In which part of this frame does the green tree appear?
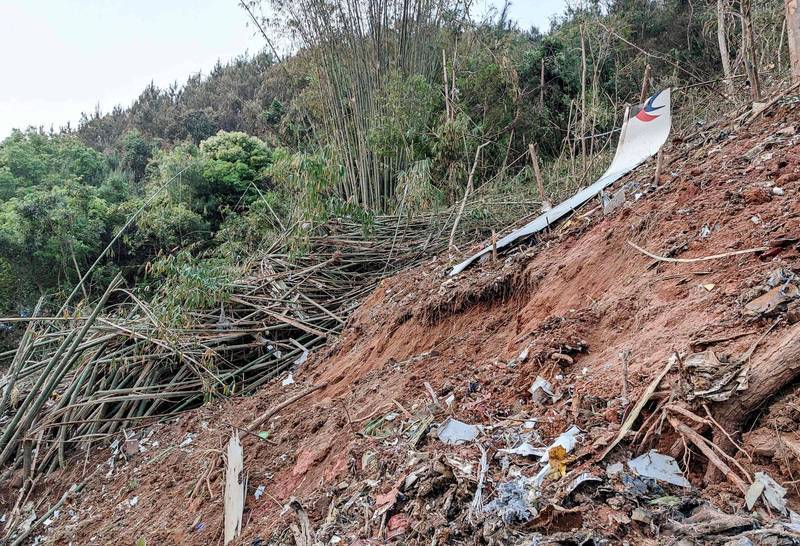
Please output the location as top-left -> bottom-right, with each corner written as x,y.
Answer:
195,131 -> 272,224
0,183 -> 110,294
0,130 -> 107,199
119,131 -> 152,183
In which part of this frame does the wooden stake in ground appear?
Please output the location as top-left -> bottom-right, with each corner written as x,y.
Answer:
600,356 -> 675,460
787,0 -> 800,83
654,149 -> 664,186
639,63 -> 652,104
528,143 -> 549,210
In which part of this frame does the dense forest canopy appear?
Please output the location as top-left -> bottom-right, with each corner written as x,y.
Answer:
0,0 -> 789,334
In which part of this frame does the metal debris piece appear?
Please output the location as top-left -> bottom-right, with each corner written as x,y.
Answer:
179,433 -> 196,449
753,471 -> 787,514
529,376 -> 554,404
437,418 -> 479,445
766,268 -> 796,288
534,426 -> 583,486
745,479 -> 764,511
685,350 -> 747,402
293,349 -> 309,365
541,426 -> 582,462
603,187 -> 626,215
627,450 -> 690,488
483,477 -> 538,523
564,472 -> 602,498
499,442 -> 547,458
449,89 -> 672,276
786,511 -> 800,532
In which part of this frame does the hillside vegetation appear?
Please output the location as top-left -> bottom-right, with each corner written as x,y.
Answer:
0,0 -> 788,326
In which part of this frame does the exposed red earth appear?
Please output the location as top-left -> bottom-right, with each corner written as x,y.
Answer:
4,98 -> 800,545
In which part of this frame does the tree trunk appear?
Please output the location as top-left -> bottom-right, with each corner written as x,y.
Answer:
716,0 -> 735,95
786,0 -> 800,83
741,0 -> 762,101
713,322 -> 800,433
539,57 -> 545,110
704,321 -> 800,485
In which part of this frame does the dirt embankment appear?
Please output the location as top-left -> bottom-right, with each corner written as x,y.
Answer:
6,99 -> 800,545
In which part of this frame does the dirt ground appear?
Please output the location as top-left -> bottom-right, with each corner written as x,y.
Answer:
4,99 -> 800,545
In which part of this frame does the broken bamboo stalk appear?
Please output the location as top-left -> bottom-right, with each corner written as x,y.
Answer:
639,63 -> 652,104
246,383 -> 328,432
654,149 -> 663,186
0,199 -> 532,478
449,142 -> 490,254
528,143 -> 547,208
627,241 -> 767,263
600,355 -> 675,459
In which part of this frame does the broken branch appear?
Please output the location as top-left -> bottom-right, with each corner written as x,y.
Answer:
627,241 -> 767,263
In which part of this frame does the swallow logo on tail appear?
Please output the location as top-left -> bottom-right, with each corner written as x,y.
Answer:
635,90 -> 665,122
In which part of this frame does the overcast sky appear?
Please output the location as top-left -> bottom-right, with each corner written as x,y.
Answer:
0,0 -> 566,139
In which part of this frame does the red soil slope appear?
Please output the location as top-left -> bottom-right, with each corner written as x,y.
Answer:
5,98 -> 800,545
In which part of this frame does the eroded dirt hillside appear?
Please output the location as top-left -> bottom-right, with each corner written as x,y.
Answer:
6,98 -> 800,545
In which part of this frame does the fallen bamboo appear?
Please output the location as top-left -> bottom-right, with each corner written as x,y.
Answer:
627,241 -> 767,263
0,197 -> 534,477
246,382 -> 328,432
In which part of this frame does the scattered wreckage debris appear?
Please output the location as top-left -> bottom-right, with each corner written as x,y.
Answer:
627,450 -> 690,488
4,95 -> 800,544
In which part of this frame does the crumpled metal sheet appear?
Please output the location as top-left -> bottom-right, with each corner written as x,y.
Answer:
627,450 -> 690,488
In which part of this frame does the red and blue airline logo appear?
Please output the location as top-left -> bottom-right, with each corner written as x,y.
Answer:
635,90 -> 665,122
